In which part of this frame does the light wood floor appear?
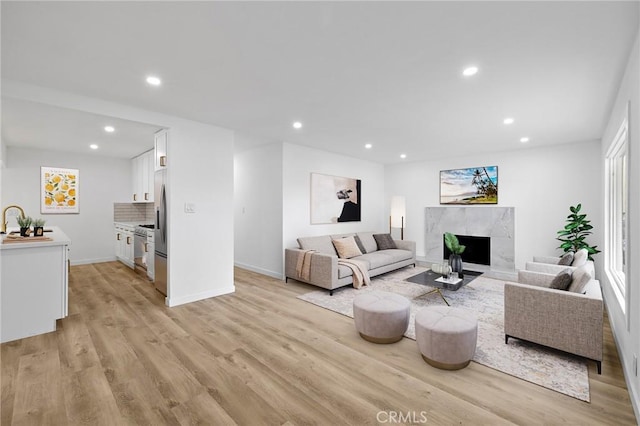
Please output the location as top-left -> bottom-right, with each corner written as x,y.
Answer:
1,262 -> 636,425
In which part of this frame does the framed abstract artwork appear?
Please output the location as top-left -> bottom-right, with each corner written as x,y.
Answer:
41,166 -> 79,214
310,173 -> 361,224
440,166 -> 498,205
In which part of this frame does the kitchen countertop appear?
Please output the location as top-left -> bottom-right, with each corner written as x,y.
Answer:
114,221 -> 153,228
0,226 -> 71,250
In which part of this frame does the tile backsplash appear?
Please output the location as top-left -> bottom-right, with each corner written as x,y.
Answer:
114,203 -> 154,224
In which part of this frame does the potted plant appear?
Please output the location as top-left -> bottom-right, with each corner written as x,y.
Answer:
16,215 -> 32,237
33,218 -> 46,237
444,232 -> 466,273
556,203 -> 601,261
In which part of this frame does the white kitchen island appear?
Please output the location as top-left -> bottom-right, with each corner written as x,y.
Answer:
1,226 -> 70,343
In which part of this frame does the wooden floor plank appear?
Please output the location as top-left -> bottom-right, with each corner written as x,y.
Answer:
166,336 -> 288,425
11,349 -> 67,425
0,262 -> 636,425
61,365 -> 122,425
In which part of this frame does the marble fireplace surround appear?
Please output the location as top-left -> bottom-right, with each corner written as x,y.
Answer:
425,207 -> 515,276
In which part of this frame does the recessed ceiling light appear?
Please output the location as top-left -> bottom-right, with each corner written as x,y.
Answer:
503,118 -> 515,125
104,126 -> 115,133
520,137 -> 530,143
462,66 -> 478,77
365,143 -> 372,149
293,121 -> 303,129
146,76 -> 161,86
400,154 -> 407,159
89,144 -> 99,150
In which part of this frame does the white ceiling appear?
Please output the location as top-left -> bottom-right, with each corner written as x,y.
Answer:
1,1 -> 638,163
2,98 -> 161,158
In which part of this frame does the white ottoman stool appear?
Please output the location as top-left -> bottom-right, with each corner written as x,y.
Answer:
353,291 -> 411,344
415,306 -> 478,370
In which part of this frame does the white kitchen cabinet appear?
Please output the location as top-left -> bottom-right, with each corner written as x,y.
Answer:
114,223 -> 134,268
145,151 -> 155,202
154,129 -> 168,171
1,227 -> 70,343
146,231 -> 155,280
131,150 -> 154,203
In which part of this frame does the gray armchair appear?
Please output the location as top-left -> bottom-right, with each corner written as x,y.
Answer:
504,269 -> 603,374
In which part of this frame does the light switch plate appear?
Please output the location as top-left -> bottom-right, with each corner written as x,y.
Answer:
184,203 -> 196,213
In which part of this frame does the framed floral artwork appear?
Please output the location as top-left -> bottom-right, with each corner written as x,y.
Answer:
41,166 -> 79,214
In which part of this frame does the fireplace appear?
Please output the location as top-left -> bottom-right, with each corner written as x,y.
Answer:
443,234 -> 491,266
425,206 -> 514,273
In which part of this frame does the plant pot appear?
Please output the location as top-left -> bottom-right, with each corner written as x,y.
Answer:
19,227 -> 30,237
33,226 -> 44,237
449,254 -> 463,273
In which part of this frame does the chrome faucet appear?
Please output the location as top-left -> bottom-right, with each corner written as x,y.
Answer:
1,205 -> 26,234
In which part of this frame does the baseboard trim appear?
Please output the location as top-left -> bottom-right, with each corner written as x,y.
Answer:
166,285 -> 235,308
604,292 -> 640,422
234,261 -> 283,280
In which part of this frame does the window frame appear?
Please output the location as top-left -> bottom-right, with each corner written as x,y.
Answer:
604,109 -> 629,313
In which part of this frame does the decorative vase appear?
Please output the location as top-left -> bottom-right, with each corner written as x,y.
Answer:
449,254 -> 463,274
19,227 -> 30,237
33,226 -> 44,237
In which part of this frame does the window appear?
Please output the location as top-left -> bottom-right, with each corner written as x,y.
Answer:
605,112 -> 629,309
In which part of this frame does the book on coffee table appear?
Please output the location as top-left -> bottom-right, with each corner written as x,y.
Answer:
435,276 -> 462,285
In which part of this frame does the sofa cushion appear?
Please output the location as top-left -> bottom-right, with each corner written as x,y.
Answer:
373,233 -> 397,250
354,235 -> 367,254
572,248 -> 588,267
338,264 -> 354,279
356,232 -> 378,253
549,268 -> 572,290
297,235 -> 337,255
557,252 -> 574,266
568,264 -> 591,293
354,249 -> 413,270
332,236 -> 363,259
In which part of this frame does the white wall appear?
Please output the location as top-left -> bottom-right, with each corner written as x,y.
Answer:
234,143 -> 283,278
233,142 -> 386,278
2,147 -> 130,264
385,141 -> 603,273
282,143 -> 386,255
167,121 -> 235,306
600,32 -> 639,418
4,81 -> 236,307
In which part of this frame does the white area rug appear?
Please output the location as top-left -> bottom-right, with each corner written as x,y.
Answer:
297,266 -> 590,402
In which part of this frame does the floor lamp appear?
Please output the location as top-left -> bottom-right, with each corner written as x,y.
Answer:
390,196 -> 406,240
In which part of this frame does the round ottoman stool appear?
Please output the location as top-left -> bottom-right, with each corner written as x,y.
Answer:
415,306 -> 478,370
353,291 -> 411,344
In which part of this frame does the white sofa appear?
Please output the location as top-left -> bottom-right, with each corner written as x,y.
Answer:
285,232 -> 416,295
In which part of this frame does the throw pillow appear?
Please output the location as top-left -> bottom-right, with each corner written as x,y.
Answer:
572,248 -> 588,267
373,233 -> 397,250
332,236 -> 363,259
549,268 -> 572,290
356,232 -> 378,253
568,264 -> 591,294
354,235 -> 367,254
557,252 -> 574,266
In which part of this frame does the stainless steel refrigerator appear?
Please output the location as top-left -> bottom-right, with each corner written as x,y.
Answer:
154,169 -> 168,296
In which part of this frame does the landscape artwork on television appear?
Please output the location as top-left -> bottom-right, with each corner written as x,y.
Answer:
440,166 -> 498,205
310,173 -> 361,224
